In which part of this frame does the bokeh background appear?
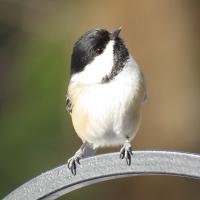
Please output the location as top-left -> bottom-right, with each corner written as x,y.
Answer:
1,0 -> 200,199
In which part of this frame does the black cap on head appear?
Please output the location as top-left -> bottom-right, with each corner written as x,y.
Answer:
71,29 -> 110,75
70,28 -> 128,76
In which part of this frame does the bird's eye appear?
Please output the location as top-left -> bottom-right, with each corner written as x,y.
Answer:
96,47 -> 103,54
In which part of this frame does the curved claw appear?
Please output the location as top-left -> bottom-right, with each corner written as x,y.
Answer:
67,156 -> 81,175
119,142 -> 133,166
71,163 -> 76,175
125,150 -> 132,165
120,148 -> 125,159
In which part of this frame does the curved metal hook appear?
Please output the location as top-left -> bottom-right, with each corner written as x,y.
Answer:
3,151 -> 200,200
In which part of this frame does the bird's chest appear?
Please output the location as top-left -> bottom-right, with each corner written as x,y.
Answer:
70,77 -> 140,144
72,80 -> 135,118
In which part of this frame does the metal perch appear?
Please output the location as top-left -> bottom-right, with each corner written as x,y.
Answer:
3,150 -> 200,200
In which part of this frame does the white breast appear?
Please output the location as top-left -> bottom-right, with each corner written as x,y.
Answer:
69,56 -> 145,148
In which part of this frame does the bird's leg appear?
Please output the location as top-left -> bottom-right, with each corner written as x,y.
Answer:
119,137 -> 133,165
67,142 -> 95,175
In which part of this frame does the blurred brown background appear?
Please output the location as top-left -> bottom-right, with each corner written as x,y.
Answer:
0,0 -> 200,199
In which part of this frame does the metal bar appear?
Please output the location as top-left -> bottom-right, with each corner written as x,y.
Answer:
3,150 -> 200,200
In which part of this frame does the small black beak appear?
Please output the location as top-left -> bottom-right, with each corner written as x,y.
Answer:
111,27 -> 122,39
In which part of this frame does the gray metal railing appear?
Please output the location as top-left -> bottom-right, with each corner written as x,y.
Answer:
3,150 -> 200,200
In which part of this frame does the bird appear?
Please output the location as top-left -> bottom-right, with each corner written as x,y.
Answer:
66,27 -> 147,175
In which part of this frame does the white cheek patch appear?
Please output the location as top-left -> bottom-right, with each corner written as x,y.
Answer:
71,40 -> 114,85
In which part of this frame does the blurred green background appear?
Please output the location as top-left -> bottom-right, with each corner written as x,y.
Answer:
0,0 -> 200,199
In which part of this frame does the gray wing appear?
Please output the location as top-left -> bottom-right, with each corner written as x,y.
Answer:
141,71 -> 148,103
66,93 -> 73,113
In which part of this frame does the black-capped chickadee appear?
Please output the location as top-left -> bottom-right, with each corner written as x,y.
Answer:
66,27 -> 147,175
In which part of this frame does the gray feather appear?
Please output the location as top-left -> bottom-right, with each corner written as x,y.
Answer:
66,93 -> 73,113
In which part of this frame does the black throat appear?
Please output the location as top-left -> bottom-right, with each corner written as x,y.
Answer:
101,37 -> 129,83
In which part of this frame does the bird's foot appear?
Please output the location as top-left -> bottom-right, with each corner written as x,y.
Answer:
67,153 -> 81,175
120,140 -> 133,165
67,142 -> 95,175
